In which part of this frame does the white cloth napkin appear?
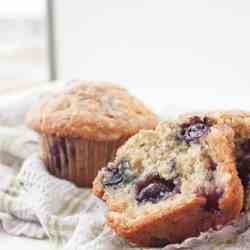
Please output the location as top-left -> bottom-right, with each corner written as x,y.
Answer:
0,83 -> 250,250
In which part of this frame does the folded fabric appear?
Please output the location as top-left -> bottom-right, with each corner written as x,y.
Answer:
0,83 -> 250,250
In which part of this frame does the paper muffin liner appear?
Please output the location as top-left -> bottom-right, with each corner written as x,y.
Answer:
40,135 -> 126,187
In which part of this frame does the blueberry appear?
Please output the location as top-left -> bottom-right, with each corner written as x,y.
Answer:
102,160 -> 134,186
241,139 -> 250,152
205,158 -> 217,171
196,188 -> 223,213
177,116 -> 212,143
103,167 -> 123,186
204,190 -> 223,212
210,160 -> 217,171
136,182 -> 171,203
237,154 -> 250,188
135,174 -> 181,204
236,139 -> 250,188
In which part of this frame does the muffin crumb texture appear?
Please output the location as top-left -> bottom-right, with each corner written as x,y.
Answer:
93,117 -> 243,247
179,111 -> 250,210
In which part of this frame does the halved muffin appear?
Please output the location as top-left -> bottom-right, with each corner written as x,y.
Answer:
93,117 -> 243,247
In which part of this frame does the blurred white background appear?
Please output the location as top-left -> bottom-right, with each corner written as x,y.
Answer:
0,0 -> 47,83
53,0 -> 250,113
1,0 -> 250,95
55,0 -> 250,88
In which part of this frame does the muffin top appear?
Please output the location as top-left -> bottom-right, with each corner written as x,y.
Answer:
26,81 -> 158,141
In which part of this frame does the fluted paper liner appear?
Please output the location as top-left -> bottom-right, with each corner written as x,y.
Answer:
41,135 -> 126,187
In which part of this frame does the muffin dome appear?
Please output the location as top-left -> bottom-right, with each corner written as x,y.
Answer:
26,81 -> 158,141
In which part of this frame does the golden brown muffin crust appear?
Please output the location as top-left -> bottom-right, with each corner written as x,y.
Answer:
26,81 -> 158,140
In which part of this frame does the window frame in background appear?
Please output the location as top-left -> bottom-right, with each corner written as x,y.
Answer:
47,0 -> 57,80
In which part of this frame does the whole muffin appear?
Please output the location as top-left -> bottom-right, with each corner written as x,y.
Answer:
26,81 -> 158,187
93,116 -> 243,247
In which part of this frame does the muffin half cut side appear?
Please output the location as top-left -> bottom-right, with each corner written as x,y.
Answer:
93,116 -> 243,247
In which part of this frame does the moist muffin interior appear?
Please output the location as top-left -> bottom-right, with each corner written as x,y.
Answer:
235,138 -> 250,210
178,111 -> 250,210
100,117 -> 233,226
